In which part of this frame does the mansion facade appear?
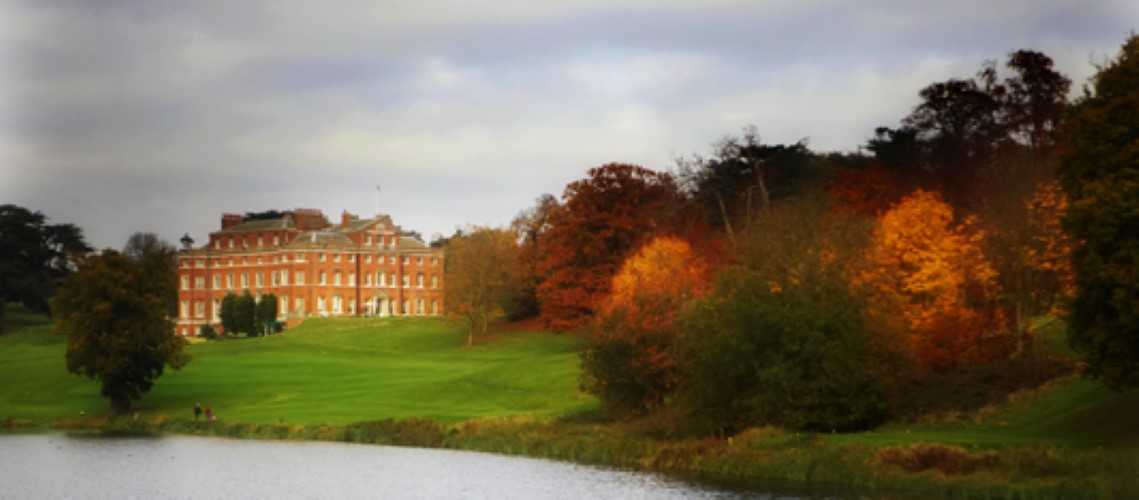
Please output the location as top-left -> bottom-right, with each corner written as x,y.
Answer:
175,208 -> 444,337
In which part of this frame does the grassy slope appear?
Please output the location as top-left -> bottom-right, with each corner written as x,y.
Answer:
0,316 -> 596,425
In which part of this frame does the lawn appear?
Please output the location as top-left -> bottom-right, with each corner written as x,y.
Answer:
0,315 -> 597,425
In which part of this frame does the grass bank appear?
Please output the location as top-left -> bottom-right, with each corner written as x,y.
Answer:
2,311 -> 1136,497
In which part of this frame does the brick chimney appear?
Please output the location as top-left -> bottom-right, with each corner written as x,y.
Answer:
221,213 -> 242,230
341,210 -> 356,228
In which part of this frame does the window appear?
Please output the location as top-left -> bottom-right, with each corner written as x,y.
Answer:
364,274 -> 371,286
296,253 -> 304,262
280,296 -> 288,314
273,235 -> 280,246
431,275 -> 438,289
403,256 -> 409,265
317,296 -> 326,313
296,272 -> 305,285
194,277 -> 205,290
256,272 -> 264,287
257,236 -> 263,247
431,257 -> 438,266
333,271 -> 341,286
416,274 -> 424,288
320,271 -> 327,285
195,259 -> 205,268
212,298 -> 221,322
180,300 -> 189,319
332,296 -> 342,314
281,270 -> 289,284
378,272 -> 386,287
389,256 -> 396,264
295,297 -> 304,312
272,271 -> 279,286
214,240 -> 220,250
320,253 -> 326,263
417,257 -> 423,266
402,275 -> 409,287
365,255 -> 372,264
334,254 -> 342,263
195,301 -> 205,318
402,300 -> 410,315
389,274 -> 396,287
181,276 -> 189,290
416,298 -> 425,315
212,275 -> 220,289
228,239 -> 234,249
432,300 -> 439,315
241,273 -> 249,288
227,274 -> 234,289
348,272 -> 356,286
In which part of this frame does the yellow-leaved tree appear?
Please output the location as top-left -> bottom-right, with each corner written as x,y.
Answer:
861,189 -> 1009,369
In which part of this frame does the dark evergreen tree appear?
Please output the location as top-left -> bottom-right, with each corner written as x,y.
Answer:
1056,35 -> 1139,389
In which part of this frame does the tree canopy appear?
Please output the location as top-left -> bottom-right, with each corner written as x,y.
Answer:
52,250 -> 189,413
0,205 -> 92,320
1056,35 -> 1139,389
443,226 -> 519,346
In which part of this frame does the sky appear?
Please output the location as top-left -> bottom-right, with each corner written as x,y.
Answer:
1,1 -> 1135,250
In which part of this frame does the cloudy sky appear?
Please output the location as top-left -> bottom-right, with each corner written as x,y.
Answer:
1,1 -> 1134,249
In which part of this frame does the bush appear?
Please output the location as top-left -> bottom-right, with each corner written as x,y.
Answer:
198,324 -> 218,340
875,443 -> 999,475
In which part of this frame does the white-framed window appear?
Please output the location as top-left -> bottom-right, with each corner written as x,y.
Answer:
332,295 -> 342,314
180,300 -> 189,319
281,270 -> 289,284
402,275 -> 409,287
227,274 -> 234,289
256,272 -> 263,287
213,275 -> 220,289
333,254 -> 341,263
431,275 -> 438,289
389,274 -> 396,287
416,298 -> 425,315
333,271 -> 342,286
257,236 -> 264,247
431,257 -> 438,266
241,273 -> 249,288
280,296 -> 288,314
195,301 -> 205,318
195,276 -> 205,290
212,298 -> 221,322
296,253 -> 304,262
228,239 -> 234,249
416,274 -> 424,288
273,235 -> 280,246
295,297 -> 304,312
272,271 -> 279,286
320,253 -> 326,263
195,259 -> 205,268
389,256 -> 396,264
296,272 -> 305,285
214,240 -> 220,250
348,273 -> 356,286
432,300 -> 439,315
317,296 -> 326,313
320,271 -> 327,285
417,257 -> 423,266
402,256 -> 409,265
181,275 -> 189,290
365,255 -> 372,264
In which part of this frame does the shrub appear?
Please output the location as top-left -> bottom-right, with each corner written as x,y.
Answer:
875,443 -> 999,475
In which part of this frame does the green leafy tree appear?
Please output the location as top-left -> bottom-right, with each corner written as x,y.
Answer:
1056,35 -> 1139,389
219,293 -> 239,335
234,292 -> 257,335
0,205 -> 92,320
675,199 -> 908,433
52,250 -> 189,413
255,293 -> 278,335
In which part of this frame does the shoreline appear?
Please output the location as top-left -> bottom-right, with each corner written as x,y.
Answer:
4,414 -> 1134,498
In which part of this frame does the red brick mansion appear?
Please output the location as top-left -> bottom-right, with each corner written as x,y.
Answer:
175,208 -> 444,336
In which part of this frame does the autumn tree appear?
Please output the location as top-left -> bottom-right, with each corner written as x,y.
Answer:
538,164 -> 683,331
444,226 -> 519,346
123,232 -> 178,317
509,194 -> 560,320
860,190 -> 1009,369
52,250 -> 189,413
1056,35 -> 1139,389
675,199 -> 904,433
581,237 -> 709,417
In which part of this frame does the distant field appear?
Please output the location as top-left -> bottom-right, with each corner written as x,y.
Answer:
0,316 -> 597,425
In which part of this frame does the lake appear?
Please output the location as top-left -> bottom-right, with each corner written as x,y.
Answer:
0,433 -> 797,499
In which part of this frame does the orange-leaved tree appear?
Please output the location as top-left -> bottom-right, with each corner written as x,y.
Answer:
537,163 -> 683,331
581,236 -> 710,417
860,189 -> 1009,369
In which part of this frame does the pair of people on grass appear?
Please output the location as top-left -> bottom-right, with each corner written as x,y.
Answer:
193,403 -> 216,421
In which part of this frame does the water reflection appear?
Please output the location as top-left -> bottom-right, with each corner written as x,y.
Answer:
0,434 -> 777,499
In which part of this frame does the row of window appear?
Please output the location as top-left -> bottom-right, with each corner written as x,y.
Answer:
182,271 -> 440,290
178,296 -> 440,323
185,253 -> 439,268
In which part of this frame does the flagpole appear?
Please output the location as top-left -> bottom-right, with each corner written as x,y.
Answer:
374,185 -> 381,217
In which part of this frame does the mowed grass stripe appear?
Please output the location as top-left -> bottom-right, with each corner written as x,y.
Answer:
0,317 -> 597,425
